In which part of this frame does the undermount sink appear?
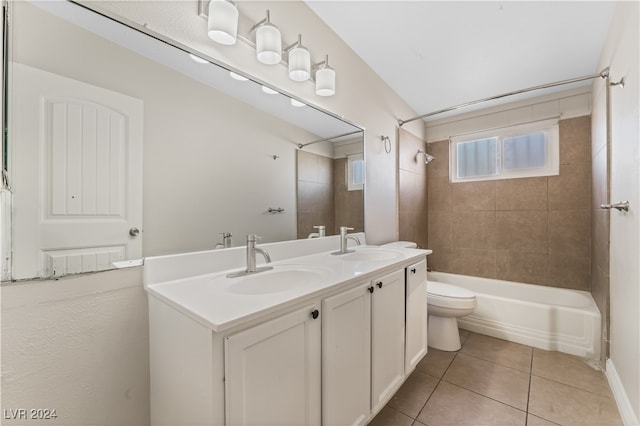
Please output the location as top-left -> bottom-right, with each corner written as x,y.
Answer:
225,266 -> 330,295
342,248 -> 404,262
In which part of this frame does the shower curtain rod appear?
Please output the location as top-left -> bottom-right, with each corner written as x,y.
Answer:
297,130 -> 363,149
398,67 -> 610,127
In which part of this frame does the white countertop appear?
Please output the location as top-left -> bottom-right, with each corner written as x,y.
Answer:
146,245 -> 431,332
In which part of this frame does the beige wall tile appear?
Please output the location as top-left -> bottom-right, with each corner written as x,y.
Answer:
399,210 -> 417,243
426,248 -> 453,273
297,150 -> 318,182
451,249 -> 497,278
549,210 -> 591,258
559,116 -> 591,165
399,169 -> 416,213
428,212 -> 453,250
428,176 -> 452,211
453,211 -> 496,250
317,155 -> 333,184
548,254 -> 590,290
426,140 -> 449,178
496,211 -> 548,254
548,161 -> 591,210
496,250 -> 549,285
496,177 -> 548,211
399,129 -> 427,175
453,181 -> 496,211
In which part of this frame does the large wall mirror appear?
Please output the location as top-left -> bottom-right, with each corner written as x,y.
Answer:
3,1 -> 364,281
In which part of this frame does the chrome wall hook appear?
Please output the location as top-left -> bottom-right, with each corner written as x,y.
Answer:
610,77 -> 625,87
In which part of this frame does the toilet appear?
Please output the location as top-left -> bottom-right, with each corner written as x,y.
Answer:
427,281 -> 477,351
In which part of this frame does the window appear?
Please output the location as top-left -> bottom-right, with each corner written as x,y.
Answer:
450,119 -> 559,183
347,154 -> 364,191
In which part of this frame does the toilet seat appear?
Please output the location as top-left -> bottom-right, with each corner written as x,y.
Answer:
427,281 -> 476,310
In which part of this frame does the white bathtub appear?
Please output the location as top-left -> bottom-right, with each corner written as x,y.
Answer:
428,271 -> 601,360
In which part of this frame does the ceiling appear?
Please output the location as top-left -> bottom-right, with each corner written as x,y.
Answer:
306,1 -> 616,122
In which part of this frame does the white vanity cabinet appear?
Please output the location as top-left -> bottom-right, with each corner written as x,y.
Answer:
225,304 -> 322,426
405,259 -> 428,373
146,240 -> 432,426
322,282 -> 372,426
370,269 -> 406,413
322,269 -> 406,425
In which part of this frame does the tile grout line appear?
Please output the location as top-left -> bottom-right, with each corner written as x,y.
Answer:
525,349 -> 534,426
413,350 -> 459,424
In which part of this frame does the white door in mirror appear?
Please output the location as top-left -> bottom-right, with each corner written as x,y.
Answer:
11,64 -> 143,279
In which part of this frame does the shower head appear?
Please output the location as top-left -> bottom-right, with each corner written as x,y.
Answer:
417,149 -> 435,164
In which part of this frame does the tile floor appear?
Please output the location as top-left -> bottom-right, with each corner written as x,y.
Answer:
369,330 -> 623,426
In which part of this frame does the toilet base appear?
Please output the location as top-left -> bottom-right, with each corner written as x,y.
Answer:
428,315 -> 461,351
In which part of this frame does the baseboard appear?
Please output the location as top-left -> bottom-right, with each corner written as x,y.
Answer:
606,359 -> 640,426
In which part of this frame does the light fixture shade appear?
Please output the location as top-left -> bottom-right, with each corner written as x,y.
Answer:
316,66 -> 336,96
291,98 -> 306,107
256,23 -> 282,64
229,71 -> 248,81
207,0 -> 238,45
261,85 -> 278,95
288,45 -> 311,81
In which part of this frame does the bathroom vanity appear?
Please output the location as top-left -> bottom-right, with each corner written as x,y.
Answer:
144,234 -> 430,426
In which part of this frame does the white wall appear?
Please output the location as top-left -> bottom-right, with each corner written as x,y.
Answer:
595,2 -> 640,424
2,1 -> 423,425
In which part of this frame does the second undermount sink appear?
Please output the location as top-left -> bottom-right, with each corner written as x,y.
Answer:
341,248 -> 404,262
225,266 -> 331,295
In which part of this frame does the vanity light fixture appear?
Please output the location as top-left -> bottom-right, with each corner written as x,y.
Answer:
285,34 -> 311,82
290,98 -> 306,107
314,55 -> 336,96
189,53 -> 209,64
261,85 -> 279,95
252,10 -> 282,65
229,71 -> 249,81
207,0 -> 239,45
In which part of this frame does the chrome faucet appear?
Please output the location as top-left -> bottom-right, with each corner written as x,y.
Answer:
227,234 -> 273,278
308,225 -> 326,239
332,226 -> 361,255
215,232 -> 233,249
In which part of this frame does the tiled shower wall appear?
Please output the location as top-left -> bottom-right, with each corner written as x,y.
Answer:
427,116 -> 592,290
398,129 -> 429,249
296,151 -> 364,239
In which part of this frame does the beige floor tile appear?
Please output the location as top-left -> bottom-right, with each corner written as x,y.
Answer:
532,349 -> 611,396
415,348 -> 456,379
526,414 -> 560,425
459,328 -> 471,346
460,333 -> 532,372
443,353 -> 530,410
417,381 -> 526,426
368,406 -> 413,426
411,420 -> 427,426
528,376 -> 623,426
388,371 -> 439,418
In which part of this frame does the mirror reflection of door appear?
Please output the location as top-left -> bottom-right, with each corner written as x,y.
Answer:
11,64 -> 143,279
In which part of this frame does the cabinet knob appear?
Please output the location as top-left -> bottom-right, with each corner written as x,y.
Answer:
411,268 -> 416,274
376,281 -> 383,288
368,286 -> 374,293
311,309 -> 319,320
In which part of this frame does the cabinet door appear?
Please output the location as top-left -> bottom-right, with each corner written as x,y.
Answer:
405,259 -> 428,373
322,282 -> 371,426
371,269 -> 406,412
225,305 -> 321,426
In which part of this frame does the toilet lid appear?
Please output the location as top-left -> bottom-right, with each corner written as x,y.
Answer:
427,281 -> 475,299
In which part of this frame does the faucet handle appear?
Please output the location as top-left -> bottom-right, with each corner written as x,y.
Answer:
340,226 -> 354,232
313,225 -> 325,230
247,234 -> 261,242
